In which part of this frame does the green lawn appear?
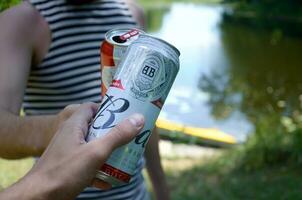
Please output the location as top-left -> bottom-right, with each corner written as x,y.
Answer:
164,159 -> 302,199
147,152 -> 302,200
1,151 -> 302,199
0,158 -> 34,189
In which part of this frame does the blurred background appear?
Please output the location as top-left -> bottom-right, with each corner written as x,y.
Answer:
1,0 -> 302,199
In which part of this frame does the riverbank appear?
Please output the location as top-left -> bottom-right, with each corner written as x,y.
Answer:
161,141 -> 302,199
222,1 -> 302,36
153,141 -> 302,199
163,162 -> 302,199
0,141 -> 221,189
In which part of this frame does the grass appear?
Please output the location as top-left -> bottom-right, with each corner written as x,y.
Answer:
165,163 -> 302,200
0,158 -> 34,189
159,151 -> 302,200
0,0 -> 20,11
1,147 -> 302,199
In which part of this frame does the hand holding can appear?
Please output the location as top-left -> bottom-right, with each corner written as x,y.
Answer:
89,34 -> 180,187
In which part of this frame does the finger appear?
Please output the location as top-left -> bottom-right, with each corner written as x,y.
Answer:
60,104 -> 81,119
64,104 -> 81,112
88,114 -> 145,157
65,103 -> 99,136
91,179 -> 112,190
68,102 -> 98,122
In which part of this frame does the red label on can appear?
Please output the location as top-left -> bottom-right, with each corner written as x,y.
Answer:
101,163 -> 131,183
110,79 -> 124,90
151,99 -> 164,109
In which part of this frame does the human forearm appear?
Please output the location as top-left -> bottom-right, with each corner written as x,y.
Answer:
0,171 -> 57,200
145,128 -> 170,200
0,3 -> 60,159
0,109 -> 57,159
0,104 -> 145,200
0,103 -> 81,159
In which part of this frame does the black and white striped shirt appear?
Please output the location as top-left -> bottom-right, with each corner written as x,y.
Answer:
23,0 -> 148,199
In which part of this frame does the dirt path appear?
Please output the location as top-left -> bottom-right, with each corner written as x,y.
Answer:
159,140 -> 223,171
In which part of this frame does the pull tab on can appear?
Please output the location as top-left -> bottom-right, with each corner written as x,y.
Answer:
120,29 -> 140,41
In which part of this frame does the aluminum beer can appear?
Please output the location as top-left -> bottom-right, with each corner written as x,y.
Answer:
87,34 -> 180,186
100,28 -> 145,97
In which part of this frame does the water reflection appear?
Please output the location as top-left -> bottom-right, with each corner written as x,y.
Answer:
201,22 -> 302,133
147,4 -> 253,141
145,6 -> 170,32
147,3 -> 302,142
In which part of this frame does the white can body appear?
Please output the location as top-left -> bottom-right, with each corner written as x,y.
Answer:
87,34 -> 180,186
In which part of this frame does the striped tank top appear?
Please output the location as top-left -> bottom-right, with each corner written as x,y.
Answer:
23,0 -> 149,199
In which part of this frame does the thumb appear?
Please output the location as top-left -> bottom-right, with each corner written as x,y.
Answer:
87,114 -> 145,158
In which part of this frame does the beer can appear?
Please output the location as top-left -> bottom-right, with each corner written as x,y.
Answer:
100,28 -> 145,96
88,34 -> 180,186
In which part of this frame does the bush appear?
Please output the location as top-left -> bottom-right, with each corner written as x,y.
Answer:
216,124 -> 302,173
0,0 -> 20,11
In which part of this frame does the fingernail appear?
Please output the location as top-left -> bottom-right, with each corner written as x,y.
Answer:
129,114 -> 144,128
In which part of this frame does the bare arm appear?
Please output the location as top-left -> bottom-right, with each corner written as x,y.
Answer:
0,104 -> 145,200
145,129 -> 170,200
0,2 -> 66,159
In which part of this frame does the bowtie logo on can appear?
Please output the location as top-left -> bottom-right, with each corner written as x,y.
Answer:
88,32 -> 180,187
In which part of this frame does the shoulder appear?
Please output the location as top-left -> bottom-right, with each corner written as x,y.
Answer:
0,1 -> 50,47
0,1 -> 51,66
124,0 -> 145,28
0,1 -> 42,33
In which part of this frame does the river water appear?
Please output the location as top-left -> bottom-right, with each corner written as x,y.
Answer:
146,3 -> 302,142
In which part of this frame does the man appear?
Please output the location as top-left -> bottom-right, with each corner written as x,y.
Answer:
0,103 -> 146,200
0,0 -> 169,199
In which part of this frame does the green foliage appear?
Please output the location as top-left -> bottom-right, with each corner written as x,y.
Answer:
138,0 -> 222,7
199,14 -> 302,169
221,0 -> 302,37
223,0 -> 302,25
0,0 -> 20,11
247,122 -> 302,168
144,7 -> 170,32
0,158 -> 34,188
174,120 -> 302,199
208,118 -> 302,172
168,162 -> 302,200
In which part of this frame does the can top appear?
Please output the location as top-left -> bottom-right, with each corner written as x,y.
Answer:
105,28 -> 145,46
133,34 -> 180,63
